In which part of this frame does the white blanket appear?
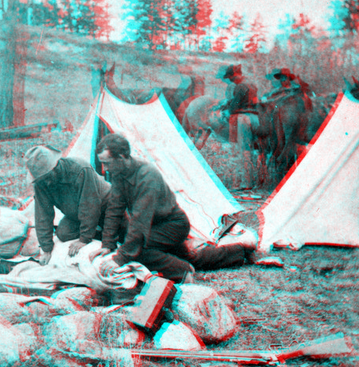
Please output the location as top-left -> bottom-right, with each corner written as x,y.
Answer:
0,238 -> 138,293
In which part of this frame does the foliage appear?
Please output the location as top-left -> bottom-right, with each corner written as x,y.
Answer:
244,13 -> 267,54
329,0 -> 350,37
211,11 -> 230,52
16,0 -> 113,40
343,0 -> 359,32
169,0 -> 194,49
121,0 -> 213,51
195,0 -> 213,51
227,11 -> 246,52
275,14 -> 296,50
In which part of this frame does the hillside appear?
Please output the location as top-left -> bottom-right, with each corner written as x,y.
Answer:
1,24 -> 356,198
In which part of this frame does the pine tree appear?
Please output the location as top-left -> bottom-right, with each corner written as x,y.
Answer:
158,0 -> 173,49
289,13 -> 316,55
275,14 -> 296,50
33,0 -> 60,28
212,11 -> 230,52
292,13 -> 315,38
227,11 -> 246,52
170,0 -> 192,49
244,13 -> 267,53
29,0 -> 111,39
184,0 -> 199,50
121,0 -> 152,47
91,0 -> 113,40
148,0 -> 169,49
195,0 -> 213,51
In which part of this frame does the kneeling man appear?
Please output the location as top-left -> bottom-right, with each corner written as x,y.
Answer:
25,145 -> 111,265
96,134 -> 254,283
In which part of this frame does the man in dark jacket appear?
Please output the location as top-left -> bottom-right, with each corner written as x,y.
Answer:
219,64 -> 259,188
222,65 -> 257,114
262,68 -> 313,111
25,145 -> 111,265
95,134 -> 256,283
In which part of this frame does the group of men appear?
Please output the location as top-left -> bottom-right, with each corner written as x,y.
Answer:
216,64 -> 312,188
24,65 -> 310,283
219,64 -> 312,138
25,133 -> 256,283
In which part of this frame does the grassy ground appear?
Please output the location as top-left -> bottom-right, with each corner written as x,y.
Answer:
137,247 -> 359,367
134,197 -> 359,367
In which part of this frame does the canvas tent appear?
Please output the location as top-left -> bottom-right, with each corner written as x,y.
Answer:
22,87 -> 245,244
258,91 -> 359,252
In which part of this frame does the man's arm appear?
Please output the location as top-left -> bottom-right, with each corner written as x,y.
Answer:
34,184 -> 55,252
101,188 -> 127,251
113,175 -> 160,267
76,168 -> 105,244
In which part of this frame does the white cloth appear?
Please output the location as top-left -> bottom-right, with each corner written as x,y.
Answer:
0,238 -> 146,293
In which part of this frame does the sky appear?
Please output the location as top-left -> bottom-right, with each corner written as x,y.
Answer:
107,0 -> 334,46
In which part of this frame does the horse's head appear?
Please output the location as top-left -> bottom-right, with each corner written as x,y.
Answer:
207,106 -> 230,141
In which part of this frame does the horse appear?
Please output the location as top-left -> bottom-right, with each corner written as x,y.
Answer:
181,91 -> 317,186
91,62 -> 205,117
182,95 -> 262,188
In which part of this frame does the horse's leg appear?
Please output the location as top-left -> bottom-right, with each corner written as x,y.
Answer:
182,110 -> 192,134
194,128 -> 211,150
236,114 -> 255,189
276,104 -> 301,172
256,138 -> 270,186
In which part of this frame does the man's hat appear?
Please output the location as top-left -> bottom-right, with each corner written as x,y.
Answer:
267,68 -> 296,81
223,64 -> 242,79
25,145 -> 62,183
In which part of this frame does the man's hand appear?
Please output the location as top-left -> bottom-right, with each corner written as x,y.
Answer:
126,262 -> 152,282
68,240 -> 88,257
101,262 -> 152,282
38,248 -> 52,266
89,248 -> 111,263
100,260 -> 118,278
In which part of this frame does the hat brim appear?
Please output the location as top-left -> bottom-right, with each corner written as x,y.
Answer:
273,73 -> 295,81
27,169 -> 53,184
223,73 -> 242,79
26,171 -> 35,184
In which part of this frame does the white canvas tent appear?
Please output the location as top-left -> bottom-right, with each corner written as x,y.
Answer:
22,87 -> 245,244
258,91 -> 359,251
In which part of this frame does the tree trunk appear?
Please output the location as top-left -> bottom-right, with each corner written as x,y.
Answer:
13,27 -> 29,127
0,4 -> 16,129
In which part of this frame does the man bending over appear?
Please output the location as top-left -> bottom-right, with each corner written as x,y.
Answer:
25,145 -> 111,265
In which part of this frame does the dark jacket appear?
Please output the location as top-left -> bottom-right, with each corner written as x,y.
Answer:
101,158 -> 178,265
34,158 -> 111,252
225,83 -> 258,114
